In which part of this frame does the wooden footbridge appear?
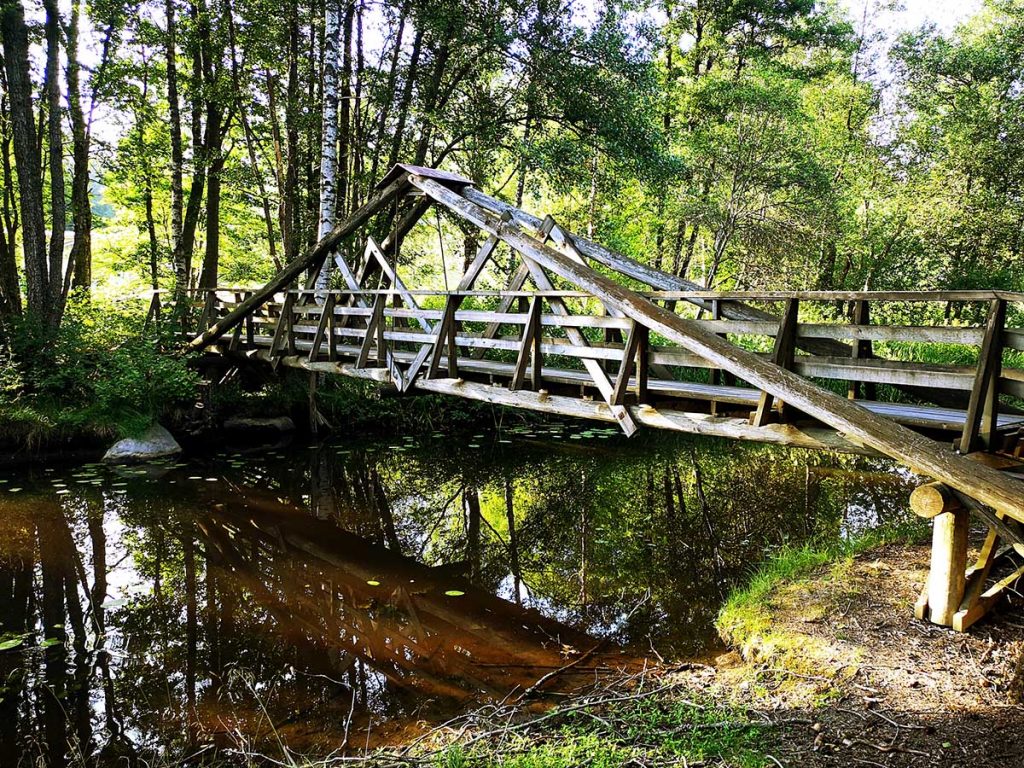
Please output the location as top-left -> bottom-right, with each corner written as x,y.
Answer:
184,164 -> 1024,632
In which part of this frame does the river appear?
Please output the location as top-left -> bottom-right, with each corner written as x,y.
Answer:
0,424 -> 917,765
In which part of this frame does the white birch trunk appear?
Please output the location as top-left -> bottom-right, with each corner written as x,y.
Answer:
315,0 -> 343,291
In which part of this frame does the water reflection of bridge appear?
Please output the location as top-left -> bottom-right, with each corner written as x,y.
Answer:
199,486 -> 625,703
179,164 -> 1024,631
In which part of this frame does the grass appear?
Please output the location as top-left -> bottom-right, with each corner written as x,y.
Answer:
714,520 -> 928,703
428,688 -> 772,768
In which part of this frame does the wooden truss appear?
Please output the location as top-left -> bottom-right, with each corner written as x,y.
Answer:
187,163 -> 1024,629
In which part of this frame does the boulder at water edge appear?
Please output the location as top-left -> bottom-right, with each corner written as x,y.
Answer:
102,423 -> 182,463
222,415 -> 296,434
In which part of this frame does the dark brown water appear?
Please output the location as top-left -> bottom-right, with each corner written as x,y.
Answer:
0,425 -> 918,765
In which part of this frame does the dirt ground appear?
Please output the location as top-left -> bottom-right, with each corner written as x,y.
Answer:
707,542 -> 1024,767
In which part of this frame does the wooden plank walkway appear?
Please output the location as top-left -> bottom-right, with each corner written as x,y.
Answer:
177,163 -> 1024,631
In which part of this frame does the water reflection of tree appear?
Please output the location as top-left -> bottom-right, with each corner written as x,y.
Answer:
0,434 -> 917,763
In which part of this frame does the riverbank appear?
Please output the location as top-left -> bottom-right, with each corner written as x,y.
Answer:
353,541 -> 1024,768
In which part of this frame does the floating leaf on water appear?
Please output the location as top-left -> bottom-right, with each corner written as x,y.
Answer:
366,580 -> 381,587
0,637 -> 25,651
40,637 -> 62,649
56,490 -> 70,496
444,590 -> 465,597
9,488 -> 22,493
468,444 -> 480,448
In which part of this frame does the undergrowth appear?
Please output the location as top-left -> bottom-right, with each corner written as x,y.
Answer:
0,296 -> 199,447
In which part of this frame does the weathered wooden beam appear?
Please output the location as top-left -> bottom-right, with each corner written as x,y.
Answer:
847,300 -> 876,400
427,294 -> 464,379
911,481 -> 961,519
752,298 -> 799,427
611,321 -> 641,406
511,245 -> 640,436
413,377 -> 878,454
191,175 -> 410,349
308,294 -> 336,362
510,297 -> 543,392
919,507 -> 970,626
960,299 -> 1006,453
356,294 -> 386,368
413,174 -> 1024,524
471,216 -> 555,358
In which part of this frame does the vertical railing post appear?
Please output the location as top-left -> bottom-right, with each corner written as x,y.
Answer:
245,291 -> 255,348
960,298 -> 1006,453
427,294 -> 465,379
751,298 -> 799,427
357,293 -> 386,368
847,299 -> 875,400
510,297 -> 543,391
610,321 -> 650,405
270,292 -> 296,360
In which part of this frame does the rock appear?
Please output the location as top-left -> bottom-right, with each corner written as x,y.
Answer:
102,424 -> 182,464
223,415 -> 295,433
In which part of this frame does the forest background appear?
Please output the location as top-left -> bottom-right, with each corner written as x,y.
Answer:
1,0 -> 1020,438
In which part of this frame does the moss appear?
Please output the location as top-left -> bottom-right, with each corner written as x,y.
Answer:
715,522 -> 927,702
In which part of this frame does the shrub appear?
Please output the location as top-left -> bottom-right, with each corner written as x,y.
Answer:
0,295 -> 199,442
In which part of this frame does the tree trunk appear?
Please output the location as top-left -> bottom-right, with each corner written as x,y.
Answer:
198,147 -> 224,290
0,81 -> 20,316
368,0 -> 405,184
66,0 -> 92,294
336,0 -> 354,221
387,26 -> 422,170
43,0 -> 66,312
1,0 -> 50,322
171,0 -> 209,295
283,0 -> 301,262
166,0 -> 184,255
314,0 -> 343,291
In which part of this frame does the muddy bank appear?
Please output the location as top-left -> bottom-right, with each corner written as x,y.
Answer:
710,543 -> 1024,766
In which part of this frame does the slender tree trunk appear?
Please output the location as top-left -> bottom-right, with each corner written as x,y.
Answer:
43,0 -> 65,312
369,0 -> 406,183
267,69 -> 290,258
199,145 -> 224,289
349,0 -> 363,211
1,1 -> 50,322
166,0 -> 184,255
66,0 -> 92,293
225,3 -> 280,270
335,0 -> 354,223
172,0 -> 209,294
314,0 -> 343,290
387,26 -> 422,170
0,83 -> 20,316
283,0 -> 301,262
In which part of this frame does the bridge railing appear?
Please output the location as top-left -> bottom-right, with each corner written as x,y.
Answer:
186,286 -> 1024,453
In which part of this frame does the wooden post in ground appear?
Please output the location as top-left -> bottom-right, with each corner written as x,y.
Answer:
911,482 -> 969,627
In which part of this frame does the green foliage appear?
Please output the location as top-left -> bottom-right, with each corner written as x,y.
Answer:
0,295 -> 199,442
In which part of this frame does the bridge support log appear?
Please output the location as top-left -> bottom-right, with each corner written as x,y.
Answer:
913,500 -> 969,627
912,480 -> 1024,629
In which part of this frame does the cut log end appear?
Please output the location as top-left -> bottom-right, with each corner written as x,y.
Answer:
910,481 -> 963,519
